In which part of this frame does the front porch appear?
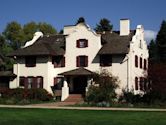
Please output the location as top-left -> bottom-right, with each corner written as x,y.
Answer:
59,68 -> 94,101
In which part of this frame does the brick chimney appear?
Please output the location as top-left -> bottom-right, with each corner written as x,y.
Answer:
120,19 -> 130,36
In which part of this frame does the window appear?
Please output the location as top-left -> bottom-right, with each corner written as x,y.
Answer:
19,77 -> 25,87
36,76 -> 43,88
139,77 -> 144,91
25,56 -> 36,67
54,77 -> 63,90
135,77 -> 138,90
100,55 -> 112,66
76,55 -> 88,67
144,59 -> 147,70
135,55 -> 138,68
52,56 -> 65,68
76,39 -> 88,48
139,40 -> 142,49
140,57 -> 142,69
27,77 -> 34,89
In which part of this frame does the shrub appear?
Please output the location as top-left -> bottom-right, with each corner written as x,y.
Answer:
0,88 -> 53,104
86,70 -> 119,105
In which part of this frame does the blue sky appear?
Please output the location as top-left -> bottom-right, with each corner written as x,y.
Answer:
1,0 -> 166,42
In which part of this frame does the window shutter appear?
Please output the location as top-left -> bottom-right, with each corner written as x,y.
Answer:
85,56 -> 88,67
61,57 -> 65,67
85,39 -> 88,47
76,56 -> 80,67
76,40 -> 80,48
32,77 -> 37,89
24,77 -> 28,89
40,77 -> 43,88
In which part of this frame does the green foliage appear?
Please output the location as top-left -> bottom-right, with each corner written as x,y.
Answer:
149,39 -> 159,61
156,20 -> 166,62
0,88 -> 53,104
95,18 -> 113,32
86,70 -> 119,104
3,21 -> 24,50
38,22 -> 57,35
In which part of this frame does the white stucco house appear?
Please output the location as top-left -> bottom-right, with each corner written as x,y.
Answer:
9,19 -> 149,101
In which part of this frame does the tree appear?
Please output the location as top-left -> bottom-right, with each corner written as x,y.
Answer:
76,17 -> 85,24
86,70 -> 119,105
23,22 -> 38,42
95,18 -> 113,32
148,39 -> 159,61
156,20 -> 166,62
38,22 -> 57,35
3,21 -> 24,50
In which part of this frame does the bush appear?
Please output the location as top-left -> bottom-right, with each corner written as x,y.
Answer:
86,70 -> 119,105
0,88 -> 53,104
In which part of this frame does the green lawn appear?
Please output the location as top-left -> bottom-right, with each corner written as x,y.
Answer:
0,108 -> 166,125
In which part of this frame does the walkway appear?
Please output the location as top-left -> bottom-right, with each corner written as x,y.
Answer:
0,103 -> 166,112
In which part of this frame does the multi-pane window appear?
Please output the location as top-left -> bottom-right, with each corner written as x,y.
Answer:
139,77 -> 144,91
27,77 -> 33,89
36,76 -> 43,88
19,76 -> 43,89
100,55 -> 112,66
52,56 -> 65,68
135,77 -> 138,90
144,59 -> 147,70
76,55 -> 88,67
135,55 -> 138,68
25,56 -> 36,67
76,39 -> 88,48
140,57 -> 142,69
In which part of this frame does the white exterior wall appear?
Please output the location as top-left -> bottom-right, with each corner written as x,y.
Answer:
64,23 -> 101,72
10,23 -> 148,96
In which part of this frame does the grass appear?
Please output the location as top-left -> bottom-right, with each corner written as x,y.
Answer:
0,108 -> 166,125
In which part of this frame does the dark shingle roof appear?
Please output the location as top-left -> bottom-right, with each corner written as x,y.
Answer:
59,68 -> 94,76
98,31 -> 135,55
8,35 -> 65,56
0,71 -> 16,77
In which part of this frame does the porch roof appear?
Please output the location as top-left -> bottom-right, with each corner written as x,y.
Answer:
59,67 -> 94,76
0,71 -> 16,77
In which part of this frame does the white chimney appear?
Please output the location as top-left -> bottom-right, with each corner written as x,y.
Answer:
120,19 -> 130,36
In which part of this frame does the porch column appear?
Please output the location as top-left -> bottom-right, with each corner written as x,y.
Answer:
61,78 -> 69,101
86,77 -> 93,93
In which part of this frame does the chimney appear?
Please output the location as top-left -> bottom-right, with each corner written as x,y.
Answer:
120,19 -> 130,36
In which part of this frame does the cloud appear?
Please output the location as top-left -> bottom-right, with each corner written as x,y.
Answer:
144,30 -> 157,44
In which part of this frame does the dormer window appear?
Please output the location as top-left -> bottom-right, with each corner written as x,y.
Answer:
76,39 -> 88,48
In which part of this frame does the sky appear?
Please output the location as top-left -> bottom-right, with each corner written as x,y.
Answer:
1,0 -> 166,43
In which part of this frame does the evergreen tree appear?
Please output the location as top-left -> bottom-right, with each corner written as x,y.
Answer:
156,20 -> 166,62
148,39 -> 159,61
95,18 -> 113,32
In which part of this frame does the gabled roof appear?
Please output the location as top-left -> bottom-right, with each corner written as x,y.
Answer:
8,35 -> 65,57
98,31 -> 135,55
59,67 -> 94,76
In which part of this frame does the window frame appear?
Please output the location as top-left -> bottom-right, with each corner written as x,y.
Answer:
76,55 -> 88,67
135,55 -> 138,68
76,39 -> 88,48
135,77 -> 138,90
52,56 -> 65,68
